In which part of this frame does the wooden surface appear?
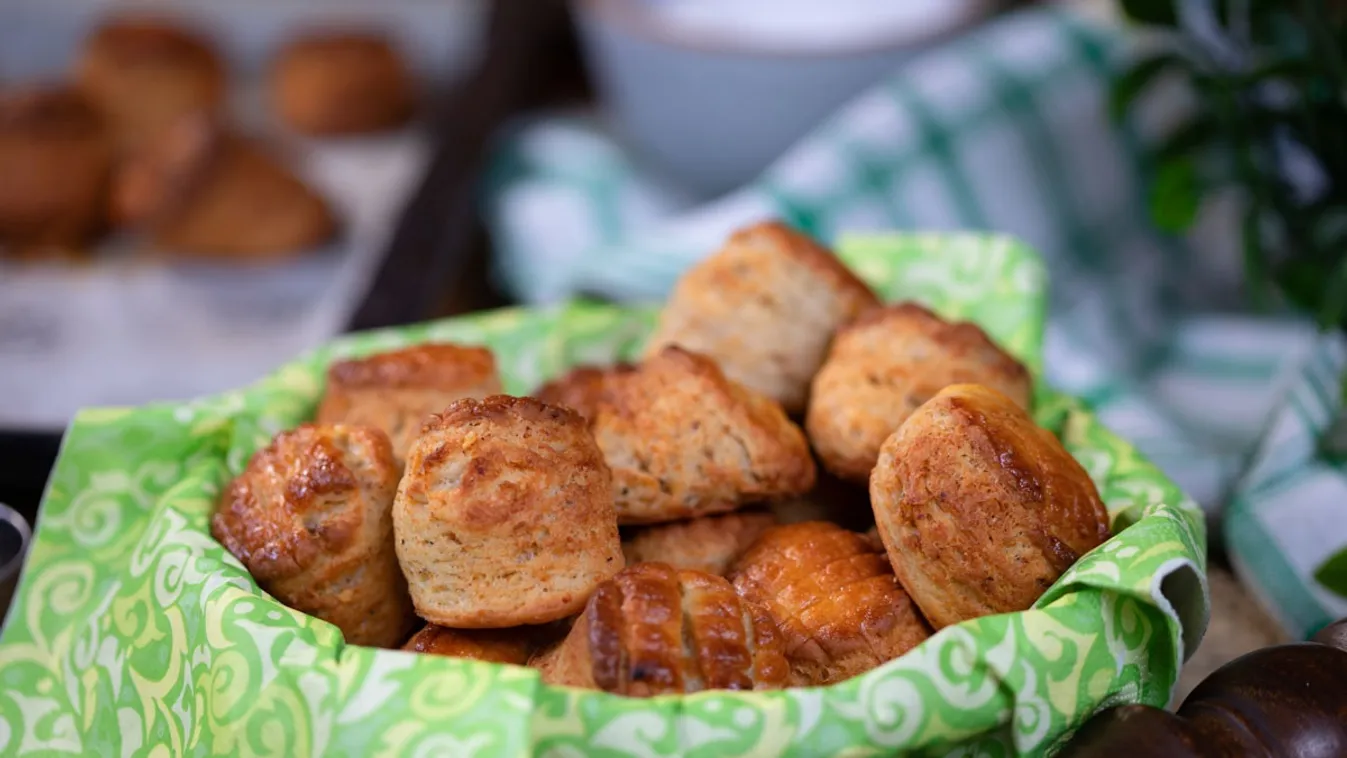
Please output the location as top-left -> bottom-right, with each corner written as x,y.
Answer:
1175,565 -> 1288,702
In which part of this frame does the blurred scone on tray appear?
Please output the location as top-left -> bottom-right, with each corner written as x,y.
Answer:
807,302 -> 1032,482
0,86 -> 112,255
393,396 -> 623,628
75,16 -> 225,153
590,346 -> 816,524
532,562 -> 790,695
621,510 -> 776,576
2,11 -> 440,267
271,31 -> 415,136
869,383 -> 1111,629
644,220 -> 880,414
124,120 -> 337,259
211,423 -> 417,649
317,343 -> 503,463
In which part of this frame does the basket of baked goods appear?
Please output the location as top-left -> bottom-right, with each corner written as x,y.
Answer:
0,223 -> 1208,757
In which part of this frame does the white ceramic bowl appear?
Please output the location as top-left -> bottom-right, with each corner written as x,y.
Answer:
574,0 -> 998,196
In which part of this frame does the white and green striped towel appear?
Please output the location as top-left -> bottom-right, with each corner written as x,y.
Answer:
484,4 -> 1344,640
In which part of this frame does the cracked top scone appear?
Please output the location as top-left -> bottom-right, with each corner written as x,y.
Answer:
621,510 -> 776,577
643,221 -> 879,413
590,346 -> 816,524
730,521 -> 931,686
317,343 -> 503,463
393,396 -> 622,627
212,423 -> 416,648
531,562 -> 789,695
806,302 -> 1032,482
869,384 -> 1111,629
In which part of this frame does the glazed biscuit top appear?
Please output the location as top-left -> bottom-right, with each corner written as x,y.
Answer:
878,383 -> 1112,580
212,424 -> 397,584
401,625 -> 534,664
327,344 -> 498,390
585,563 -> 789,694
729,521 -> 929,656
934,384 -> 1111,561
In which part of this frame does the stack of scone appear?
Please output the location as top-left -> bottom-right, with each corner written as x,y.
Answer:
2,15 -> 417,260
213,220 -> 1114,695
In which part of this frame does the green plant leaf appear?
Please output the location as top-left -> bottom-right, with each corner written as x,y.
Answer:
1276,258 -> 1332,315
1121,0 -> 1179,26
1155,114 -> 1222,164
1110,52 -> 1186,122
1314,547 -> 1347,599
1239,205 -> 1271,309
1148,159 -> 1204,232
1319,257 -> 1347,330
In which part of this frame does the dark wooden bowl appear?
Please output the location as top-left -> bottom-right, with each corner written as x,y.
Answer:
1058,619 -> 1347,757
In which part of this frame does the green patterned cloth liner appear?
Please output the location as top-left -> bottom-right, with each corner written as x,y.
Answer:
0,234 -> 1207,757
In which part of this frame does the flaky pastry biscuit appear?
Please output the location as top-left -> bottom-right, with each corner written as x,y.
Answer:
869,384 -> 1111,629
643,221 -> 879,413
212,424 -> 415,648
393,396 -> 622,627
807,303 -> 1031,481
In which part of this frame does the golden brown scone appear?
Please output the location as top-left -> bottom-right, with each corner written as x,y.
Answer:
271,32 -> 414,136
870,384 -> 1112,629
317,343 -> 503,463
729,521 -> 931,686
212,424 -> 416,648
621,510 -> 776,576
643,221 -> 879,413
591,346 -> 816,525
806,303 -> 1032,482
402,624 -> 535,665
393,396 -> 622,627
136,124 -> 335,259
0,87 -> 111,253
75,17 -> 224,152
532,562 -> 789,695
532,363 -> 634,421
